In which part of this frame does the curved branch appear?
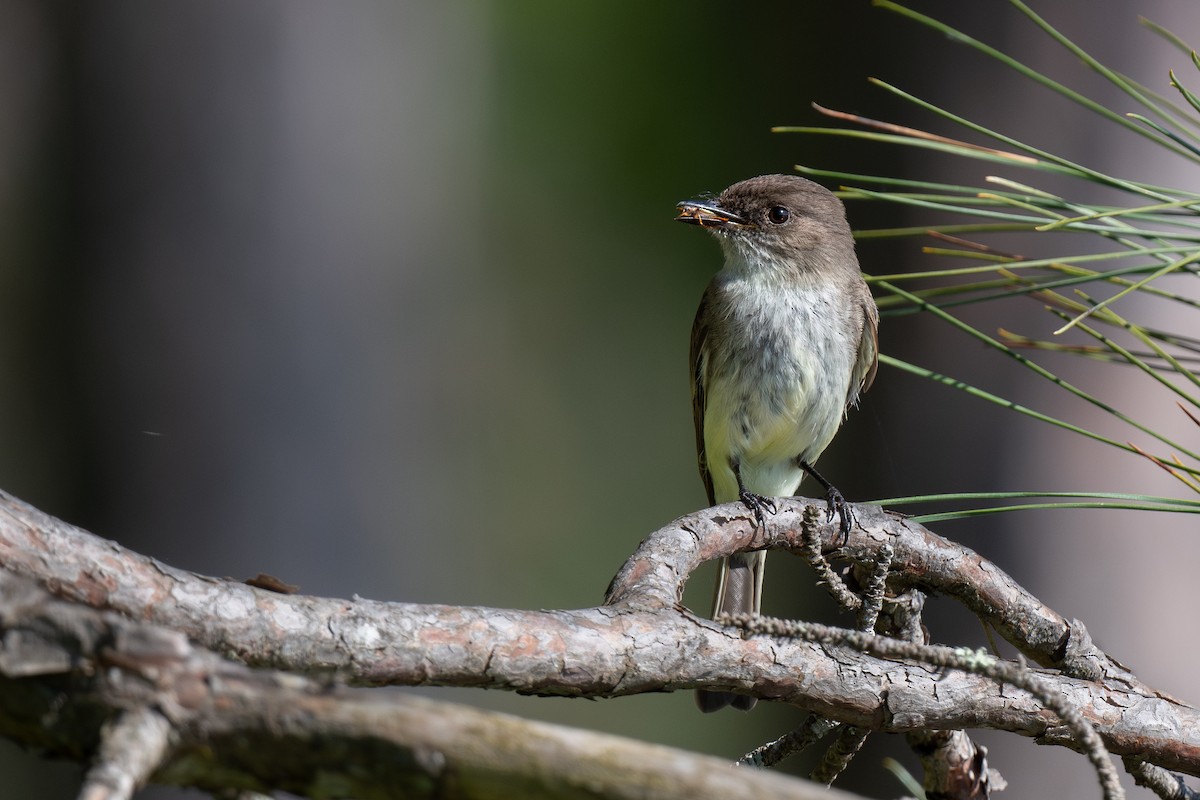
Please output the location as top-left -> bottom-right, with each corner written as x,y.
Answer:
0,572 -> 863,800
0,490 -> 1197,778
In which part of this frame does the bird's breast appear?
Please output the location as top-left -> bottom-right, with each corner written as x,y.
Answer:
701,279 -> 857,499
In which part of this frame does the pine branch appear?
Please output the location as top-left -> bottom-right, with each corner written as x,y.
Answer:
0,489 -> 1197,797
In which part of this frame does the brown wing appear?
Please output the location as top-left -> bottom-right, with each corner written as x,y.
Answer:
690,288 -> 716,506
847,294 -> 879,408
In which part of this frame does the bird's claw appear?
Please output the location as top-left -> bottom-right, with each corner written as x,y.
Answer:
824,486 -> 855,543
739,490 -> 777,529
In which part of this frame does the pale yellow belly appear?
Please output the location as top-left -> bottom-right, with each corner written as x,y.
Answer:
703,368 -> 843,504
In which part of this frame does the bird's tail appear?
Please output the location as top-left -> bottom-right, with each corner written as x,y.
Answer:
695,550 -> 765,712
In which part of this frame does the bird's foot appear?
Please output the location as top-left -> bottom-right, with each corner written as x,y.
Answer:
823,485 -> 855,544
797,459 -> 856,544
738,490 -> 777,529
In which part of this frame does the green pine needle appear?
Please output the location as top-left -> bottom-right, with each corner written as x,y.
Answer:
784,3 -> 1200,521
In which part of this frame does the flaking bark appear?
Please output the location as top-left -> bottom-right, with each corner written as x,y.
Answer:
0,489 -> 1196,796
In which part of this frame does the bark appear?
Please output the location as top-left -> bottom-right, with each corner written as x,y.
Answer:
0,489 -> 1196,797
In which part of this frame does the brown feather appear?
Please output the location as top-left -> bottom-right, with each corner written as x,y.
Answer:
690,287 -> 716,506
848,294 -> 880,407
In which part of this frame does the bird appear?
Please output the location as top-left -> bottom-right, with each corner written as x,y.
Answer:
675,174 -> 878,712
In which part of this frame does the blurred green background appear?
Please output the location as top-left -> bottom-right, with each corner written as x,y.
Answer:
1,1 -> 1197,798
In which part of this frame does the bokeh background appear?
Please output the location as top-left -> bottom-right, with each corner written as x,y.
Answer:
1,1 -> 1197,797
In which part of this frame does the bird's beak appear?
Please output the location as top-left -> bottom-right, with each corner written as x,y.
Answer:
675,200 -> 750,229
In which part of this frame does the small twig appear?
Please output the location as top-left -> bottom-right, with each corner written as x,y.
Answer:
799,504 -> 860,613
796,508 -> 886,784
809,726 -> 871,786
737,715 -> 839,768
719,614 -> 1125,800
1123,758 -> 1199,800
77,708 -> 172,800
856,542 -> 893,632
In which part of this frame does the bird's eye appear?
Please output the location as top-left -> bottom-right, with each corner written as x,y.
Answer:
768,206 -> 790,224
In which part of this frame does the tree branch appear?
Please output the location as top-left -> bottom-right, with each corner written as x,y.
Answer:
0,571 -> 864,800
0,489 -> 1197,793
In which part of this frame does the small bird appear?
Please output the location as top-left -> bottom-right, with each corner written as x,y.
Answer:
676,174 -> 878,712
